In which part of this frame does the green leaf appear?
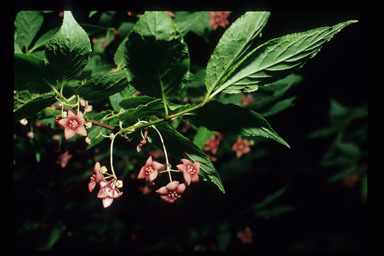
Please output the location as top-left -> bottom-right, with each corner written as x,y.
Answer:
205,11 -> 270,96
124,11 -> 190,99
14,53 -> 51,93
75,69 -> 129,101
193,126 -> 215,149
188,101 -> 290,148
211,20 -> 357,96
15,11 -> 44,51
119,99 -> 163,125
119,96 -> 158,109
154,122 -> 225,193
14,92 -> 56,120
45,11 -> 92,82
114,36 -> 128,68
174,11 -> 211,41
31,26 -> 60,52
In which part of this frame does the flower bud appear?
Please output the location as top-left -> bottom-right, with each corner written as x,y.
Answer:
19,118 -> 28,126
61,111 -> 68,118
85,121 -> 92,129
115,180 -> 123,188
100,166 -> 108,174
85,137 -> 92,145
27,131 -> 34,139
84,105 -> 93,113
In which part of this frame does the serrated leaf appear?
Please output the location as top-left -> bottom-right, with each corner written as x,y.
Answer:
211,20 -> 357,96
75,69 -> 129,101
15,11 -> 44,51
154,122 -> 225,193
205,11 -> 270,96
124,11 -> 190,99
45,11 -> 92,82
119,99 -> 163,125
188,101 -> 290,148
31,26 -> 60,52
174,11 -> 211,40
14,92 -> 56,120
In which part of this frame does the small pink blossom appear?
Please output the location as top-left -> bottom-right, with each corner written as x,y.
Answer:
138,185 -> 152,195
167,11 -> 175,17
204,132 -> 223,155
57,111 -> 87,140
232,138 -> 251,158
209,11 -> 230,30
97,179 -> 123,208
56,150 -> 72,169
156,181 -> 186,203
88,162 -> 105,192
241,94 -> 255,106
176,159 -> 200,185
137,156 -> 165,184
136,130 -> 148,152
237,226 -> 253,244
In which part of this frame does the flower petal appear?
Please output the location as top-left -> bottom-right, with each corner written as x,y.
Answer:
88,180 -> 96,192
58,118 -> 68,128
149,170 -> 158,183
137,167 -> 146,179
76,126 -> 87,137
176,164 -> 186,173
94,162 -> 100,173
176,183 -> 186,194
102,198 -> 114,208
76,111 -> 85,124
160,195 -> 175,203
166,181 -> 179,191
151,161 -> 165,171
64,127 -> 76,140
67,110 -> 76,119
181,159 -> 191,165
191,174 -> 199,183
156,186 -> 168,195
145,156 -> 153,165
192,162 -> 201,172
183,172 -> 191,185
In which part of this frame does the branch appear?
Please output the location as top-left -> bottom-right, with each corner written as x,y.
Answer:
51,104 -> 117,131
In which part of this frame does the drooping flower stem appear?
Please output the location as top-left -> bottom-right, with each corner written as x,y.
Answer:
109,131 -> 121,179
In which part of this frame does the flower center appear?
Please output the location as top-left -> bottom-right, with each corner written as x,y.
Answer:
145,166 -> 153,176
168,191 -> 178,199
187,165 -> 195,174
68,119 -> 79,129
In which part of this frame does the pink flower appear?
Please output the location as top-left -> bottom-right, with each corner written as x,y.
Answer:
204,132 -> 223,155
97,179 -> 123,208
88,162 -> 105,192
237,226 -> 253,244
232,138 -> 251,158
241,94 -> 255,106
209,11 -> 230,30
137,156 -> 165,184
136,130 -> 148,153
156,181 -> 186,203
57,111 -> 87,140
176,159 -> 200,185
56,150 -> 72,169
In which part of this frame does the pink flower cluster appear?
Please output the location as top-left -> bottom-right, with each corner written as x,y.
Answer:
209,11 -> 230,30
137,156 -> 201,203
88,162 -> 123,208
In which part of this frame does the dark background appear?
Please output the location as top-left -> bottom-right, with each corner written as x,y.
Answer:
13,10 -> 367,251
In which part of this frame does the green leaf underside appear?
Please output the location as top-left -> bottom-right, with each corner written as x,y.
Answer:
124,11 -> 190,98
213,20 -> 357,95
75,69 -> 129,101
14,53 -> 50,93
15,11 -> 44,50
155,122 -> 225,193
187,101 -> 290,148
119,99 -> 164,125
45,11 -> 92,82
14,92 -> 56,120
174,11 -> 211,37
205,11 -> 270,95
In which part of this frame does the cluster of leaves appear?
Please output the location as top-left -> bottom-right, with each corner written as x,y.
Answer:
309,99 -> 368,201
14,10 -> 357,194
14,10 -> 361,250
